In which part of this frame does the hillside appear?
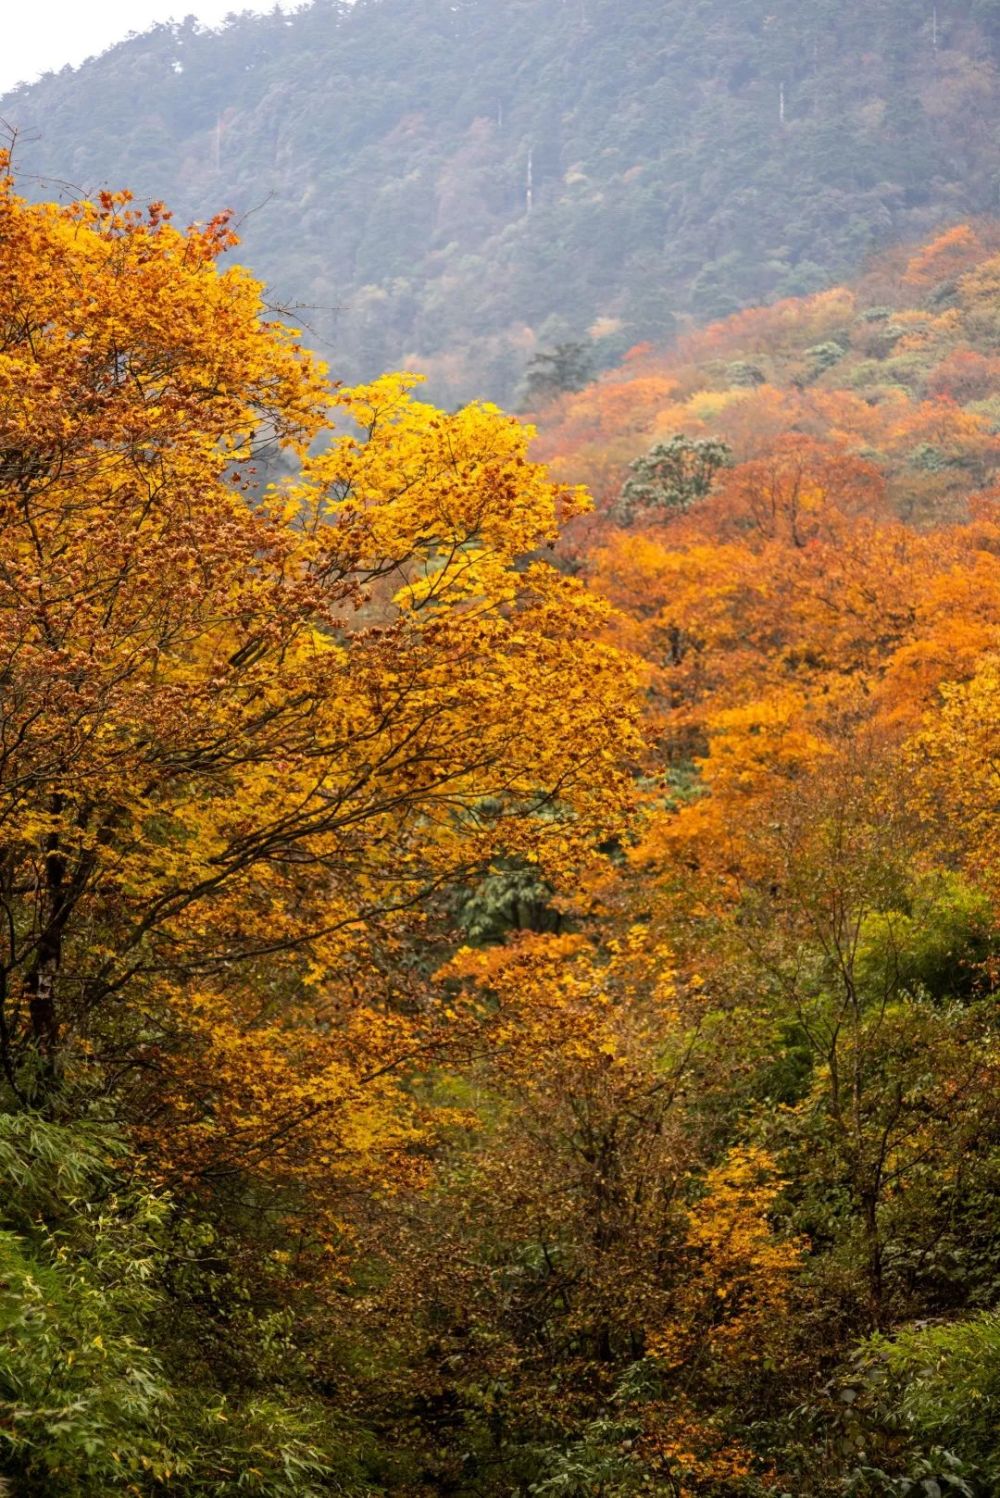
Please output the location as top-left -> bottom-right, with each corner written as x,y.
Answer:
534,222 -> 1000,527
9,151 -> 1000,1496
5,0 -> 1000,404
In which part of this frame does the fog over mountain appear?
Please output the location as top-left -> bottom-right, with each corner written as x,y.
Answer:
5,0 -> 1000,403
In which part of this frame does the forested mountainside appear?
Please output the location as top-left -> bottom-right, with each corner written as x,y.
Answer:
5,0 -> 1000,404
533,222 -> 1000,524
8,153 -> 1000,1492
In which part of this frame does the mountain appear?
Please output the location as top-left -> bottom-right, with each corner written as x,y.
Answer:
5,0 -> 1000,405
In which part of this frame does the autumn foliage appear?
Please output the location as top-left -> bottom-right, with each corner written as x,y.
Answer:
5,170 -> 1000,1497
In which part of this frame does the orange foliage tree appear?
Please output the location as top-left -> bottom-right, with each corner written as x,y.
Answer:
0,161 -> 641,1208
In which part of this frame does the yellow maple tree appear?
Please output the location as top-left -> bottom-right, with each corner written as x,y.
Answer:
0,162 -> 641,1207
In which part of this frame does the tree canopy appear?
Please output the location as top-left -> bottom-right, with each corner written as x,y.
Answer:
6,128 -> 1000,1498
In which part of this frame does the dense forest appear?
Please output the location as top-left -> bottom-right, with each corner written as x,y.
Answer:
6,0 -> 1000,403
7,0 -> 1000,1492
5,136 -> 1000,1490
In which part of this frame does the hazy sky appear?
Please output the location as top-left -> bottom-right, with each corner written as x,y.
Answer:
1,1 -> 292,94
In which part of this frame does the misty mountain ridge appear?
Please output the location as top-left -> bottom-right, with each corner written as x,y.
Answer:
5,0 -> 1000,405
